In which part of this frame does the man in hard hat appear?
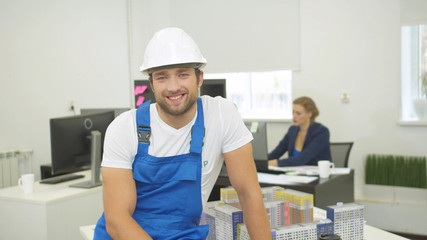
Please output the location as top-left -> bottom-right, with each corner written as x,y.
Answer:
93,27 -> 271,239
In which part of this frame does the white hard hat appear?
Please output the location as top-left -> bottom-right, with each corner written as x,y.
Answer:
140,27 -> 207,75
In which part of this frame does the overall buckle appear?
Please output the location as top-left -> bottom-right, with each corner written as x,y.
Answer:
138,125 -> 151,144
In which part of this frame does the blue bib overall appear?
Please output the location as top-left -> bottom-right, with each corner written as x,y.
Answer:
94,98 -> 209,239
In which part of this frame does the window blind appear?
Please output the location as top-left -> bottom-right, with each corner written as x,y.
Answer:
169,0 -> 300,73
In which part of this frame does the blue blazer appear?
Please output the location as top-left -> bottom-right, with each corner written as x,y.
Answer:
268,122 -> 331,166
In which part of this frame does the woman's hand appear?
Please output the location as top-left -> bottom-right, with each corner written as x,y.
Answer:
268,159 -> 278,166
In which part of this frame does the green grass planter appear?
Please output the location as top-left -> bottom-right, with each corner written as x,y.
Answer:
365,154 -> 427,189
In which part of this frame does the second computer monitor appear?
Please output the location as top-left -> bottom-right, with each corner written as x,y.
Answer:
49,111 -> 115,176
244,121 -> 269,161
80,108 -> 130,118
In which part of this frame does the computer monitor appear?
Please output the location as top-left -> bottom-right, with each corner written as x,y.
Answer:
244,121 -> 268,160
81,108 -> 130,118
244,121 -> 269,171
219,121 -> 269,176
200,79 -> 226,98
49,111 -> 115,187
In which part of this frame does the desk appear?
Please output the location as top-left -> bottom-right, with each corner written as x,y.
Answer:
0,170 -> 103,240
80,207 -> 410,240
211,169 -> 355,209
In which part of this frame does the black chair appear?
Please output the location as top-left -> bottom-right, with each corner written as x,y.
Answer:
330,142 -> 354,168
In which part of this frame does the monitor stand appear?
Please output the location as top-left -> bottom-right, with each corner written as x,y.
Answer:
70,130 -> 102,188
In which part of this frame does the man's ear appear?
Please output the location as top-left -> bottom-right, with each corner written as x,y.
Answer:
148,77 -> 154,91
198,71 -> 204,88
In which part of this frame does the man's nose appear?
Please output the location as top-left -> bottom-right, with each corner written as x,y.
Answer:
166,77 -> 180,92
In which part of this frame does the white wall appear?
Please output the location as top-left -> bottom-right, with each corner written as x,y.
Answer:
1,0 -> 427,234
295,0 -> 427,199
1,0 -> 426,194
169,0 -> 301,73
129,0 -> 172,81
0,0 -> 131,178
295,0 -> 427,234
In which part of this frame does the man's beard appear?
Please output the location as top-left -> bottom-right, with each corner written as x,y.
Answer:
154,89 -> 198,116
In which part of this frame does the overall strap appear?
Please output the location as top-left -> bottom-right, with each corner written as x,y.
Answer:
189,98 -> 205,154
136,100 -> 151,154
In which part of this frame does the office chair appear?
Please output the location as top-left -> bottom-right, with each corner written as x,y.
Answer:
330,142 -> 354,168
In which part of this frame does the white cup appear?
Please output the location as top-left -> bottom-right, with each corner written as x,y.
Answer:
318,160 -> 335,178
18,173 -> 35,193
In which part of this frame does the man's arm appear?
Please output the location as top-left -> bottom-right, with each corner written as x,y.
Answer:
224,142 -> 272,239
102,167 -> 153,240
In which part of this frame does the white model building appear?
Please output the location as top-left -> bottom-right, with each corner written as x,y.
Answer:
326,202 -> 364,240
203,186 -> 364,240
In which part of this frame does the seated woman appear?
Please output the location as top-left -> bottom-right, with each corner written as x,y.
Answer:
268,96 -> 331,167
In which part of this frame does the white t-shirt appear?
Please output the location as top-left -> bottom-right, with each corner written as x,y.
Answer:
101,95 -> 253,205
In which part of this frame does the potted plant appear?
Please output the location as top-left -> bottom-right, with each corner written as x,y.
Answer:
364,154 -> 427,202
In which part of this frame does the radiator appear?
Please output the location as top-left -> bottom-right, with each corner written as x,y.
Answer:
0,150 -> 33,189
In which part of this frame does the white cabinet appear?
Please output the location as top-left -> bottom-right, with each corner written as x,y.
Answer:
0,171 -> 103,240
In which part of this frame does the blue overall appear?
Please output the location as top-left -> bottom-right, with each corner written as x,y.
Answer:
93,98 -> 209,239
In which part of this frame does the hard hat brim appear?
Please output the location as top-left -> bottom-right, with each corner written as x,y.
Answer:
141,62 -> 206,75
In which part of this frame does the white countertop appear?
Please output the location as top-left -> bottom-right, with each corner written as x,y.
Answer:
0,170 -> 102,205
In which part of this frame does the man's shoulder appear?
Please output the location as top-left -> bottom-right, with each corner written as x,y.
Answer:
108,109 -> 137,130
200,95 -> 235,112
200,95 -> 228,104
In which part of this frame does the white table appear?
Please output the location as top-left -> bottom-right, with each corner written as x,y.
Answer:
363,225 -> 409,240
80,206 -> 410,240
80,224 -> 96,240
313,207 -> 409,240
0,171 -> 103,240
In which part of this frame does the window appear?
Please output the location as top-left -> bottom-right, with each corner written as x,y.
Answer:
401,24 -> 427,121
204,70 -> 292,120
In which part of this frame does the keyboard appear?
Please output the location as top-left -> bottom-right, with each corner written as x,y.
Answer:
40,174 -> 84,184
